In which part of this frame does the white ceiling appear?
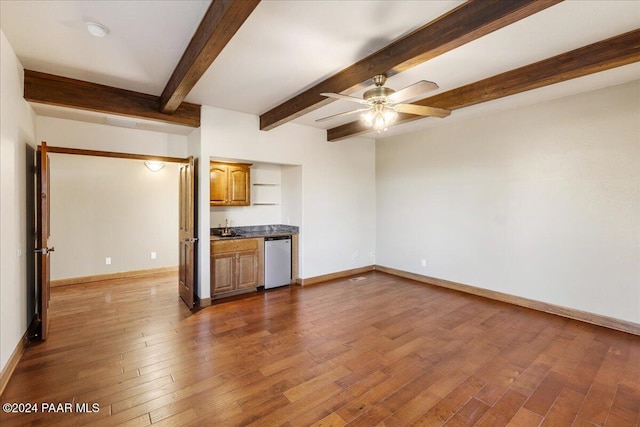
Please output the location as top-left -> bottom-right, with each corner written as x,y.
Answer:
1,0 -> 639,139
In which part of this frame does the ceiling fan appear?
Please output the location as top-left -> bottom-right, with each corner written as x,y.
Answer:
317,74 -> 450,132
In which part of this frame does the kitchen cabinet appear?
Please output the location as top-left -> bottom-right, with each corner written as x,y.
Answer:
211,238 -> 264,296
210,161 -> 251,206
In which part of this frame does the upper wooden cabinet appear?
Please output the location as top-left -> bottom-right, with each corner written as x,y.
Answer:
210,161 -> 251,206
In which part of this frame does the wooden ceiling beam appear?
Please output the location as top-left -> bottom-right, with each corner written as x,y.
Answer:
160,0 -> 261,113
327,29 -> 640,142
259,0 -> 562,131
24,70 -> 201,127
24,1 -> 260,124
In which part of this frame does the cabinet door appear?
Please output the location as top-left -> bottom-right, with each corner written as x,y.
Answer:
228,165 -> 250,206
210,164 -> 228,206
236,250 -> 259,289
212,253 -> 235,294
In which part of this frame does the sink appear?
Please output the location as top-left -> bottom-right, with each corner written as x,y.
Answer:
212,229 -> 243,237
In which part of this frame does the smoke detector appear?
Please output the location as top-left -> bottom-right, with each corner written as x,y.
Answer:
86,22 -> 109,38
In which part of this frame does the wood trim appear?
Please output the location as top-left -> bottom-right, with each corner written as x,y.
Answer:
259,0 -> 561,131
198,297 -> 212,307
209,159 -> 253,167
211,287 -> 257,300
160,0 -> 261,113
291,234 -> 299,283
328,29 -> 640,141
0,316 -> 36,397
0,335 -> 26,396
257,237 -> 265,287
46,146 -> 188,163
374,265 -> 640,336
51,266 -> 178,287
24,70 -> 201,127
296,265 -> 375,287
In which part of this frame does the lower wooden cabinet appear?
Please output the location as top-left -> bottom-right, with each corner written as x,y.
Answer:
211,238 -> 264,296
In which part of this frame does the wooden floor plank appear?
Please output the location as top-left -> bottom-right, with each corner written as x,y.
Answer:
310,411 -> 346,427
539,387 -> 584,426
475,389 -> 528,427
446,397 -> 491,426
411,375 -> 485,426
295,370 -> 390,426
1,270 -> 638,426
522,370 -> 569,416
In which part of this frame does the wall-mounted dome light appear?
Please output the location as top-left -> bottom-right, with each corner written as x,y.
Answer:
86,21 -> 109,38
144,161 -> 165,172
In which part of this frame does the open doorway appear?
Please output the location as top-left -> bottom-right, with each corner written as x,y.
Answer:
34,144 -> 197,340
48,153 -> 180,284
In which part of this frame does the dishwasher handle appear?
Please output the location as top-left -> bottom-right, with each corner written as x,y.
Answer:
265,235 -> 291,241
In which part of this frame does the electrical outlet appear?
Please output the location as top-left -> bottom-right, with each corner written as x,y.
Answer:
105,257 -> 112,265
369,251 -> 375,258
17,248 -> 23,257
352,251 -> 359,260
421,258 -> 426,267
151,252 -> 157,260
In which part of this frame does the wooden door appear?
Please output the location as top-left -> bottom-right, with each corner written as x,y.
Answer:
228,165 -> 250,205
212,253 -> 235,293
36,141 -> 52,340
178,157 -> 196,309
209,164 -> 228,205
237,250 -> 259,289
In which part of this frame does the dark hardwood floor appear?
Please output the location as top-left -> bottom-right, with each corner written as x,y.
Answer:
1,271 -> 638,426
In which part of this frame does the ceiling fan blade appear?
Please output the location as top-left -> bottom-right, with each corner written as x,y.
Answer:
320,93 -> 369,105
315,108 -> 370,122
387,81 -> 439,103
394,103 -> 451,118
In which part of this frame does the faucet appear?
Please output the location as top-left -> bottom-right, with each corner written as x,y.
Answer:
224,219 -> 230,234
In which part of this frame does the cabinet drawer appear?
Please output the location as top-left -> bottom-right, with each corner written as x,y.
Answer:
212,238 -> 259,254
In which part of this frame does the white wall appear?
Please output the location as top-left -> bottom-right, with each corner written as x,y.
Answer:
281,165 -> 303,227
49,154 -> 179,280
36,116 -> 188,158
196,106 -> 377,299
0,30 -> 37,374
376,81 -> 640,324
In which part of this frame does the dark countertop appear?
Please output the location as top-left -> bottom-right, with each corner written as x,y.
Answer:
210,224 -> 298,241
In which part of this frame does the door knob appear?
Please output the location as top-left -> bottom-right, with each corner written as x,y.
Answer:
34,247 -> 54,254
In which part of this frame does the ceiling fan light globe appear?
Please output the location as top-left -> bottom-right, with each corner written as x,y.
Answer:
383,108 -> 397,123
362,110 -> 374,125
373,115 -> 386,131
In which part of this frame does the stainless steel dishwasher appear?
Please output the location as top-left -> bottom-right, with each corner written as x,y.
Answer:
264,236 -> 292,289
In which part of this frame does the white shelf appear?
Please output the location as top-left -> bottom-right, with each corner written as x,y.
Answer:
252,181 -> 279,206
